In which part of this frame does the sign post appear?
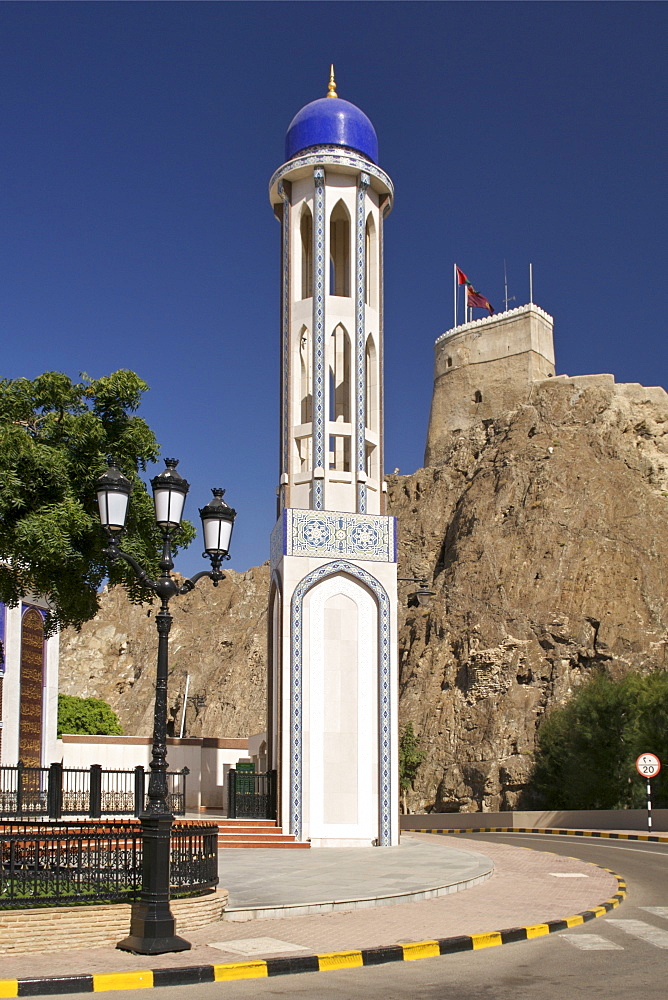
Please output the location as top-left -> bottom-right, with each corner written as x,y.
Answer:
635,753 -> 661,833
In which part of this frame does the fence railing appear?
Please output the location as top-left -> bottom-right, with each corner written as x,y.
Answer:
0,764 -> 188,820
227,769 -> 277,820
0,819 -> 218,908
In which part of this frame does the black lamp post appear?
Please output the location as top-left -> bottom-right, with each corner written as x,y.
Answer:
95,458 -> 236,955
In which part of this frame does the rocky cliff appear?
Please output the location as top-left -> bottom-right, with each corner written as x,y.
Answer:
393,373 -> 668,811
60,372 -> 668,811
59,565 -> 269,740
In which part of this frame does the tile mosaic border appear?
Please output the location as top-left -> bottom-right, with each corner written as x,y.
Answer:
355,173 -> 369,513
278,181 -> 290,511
270,148 -> 394,207
312,167 -> 326,510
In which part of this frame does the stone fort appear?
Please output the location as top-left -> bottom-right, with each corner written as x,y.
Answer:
425,303 -> 556,466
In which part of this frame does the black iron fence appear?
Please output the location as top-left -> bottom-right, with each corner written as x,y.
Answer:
0,819 -> 218,908
227,769 -> 277,819
0,764 -> 188,820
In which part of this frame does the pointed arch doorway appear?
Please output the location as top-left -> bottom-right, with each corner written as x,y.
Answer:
289,560 -> 392,846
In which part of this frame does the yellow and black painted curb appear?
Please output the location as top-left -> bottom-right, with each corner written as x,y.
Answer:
0,871 -> 626,996
408,826 -> 668,843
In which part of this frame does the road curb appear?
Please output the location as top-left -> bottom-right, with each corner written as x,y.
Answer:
0,865 -> 627,995
408,827 -> 668,842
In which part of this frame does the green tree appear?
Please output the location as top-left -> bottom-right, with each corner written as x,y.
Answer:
399,721 -> 426,813
527,672 -> 668,809
0,370 -> 194,633
58,694 -> 123,737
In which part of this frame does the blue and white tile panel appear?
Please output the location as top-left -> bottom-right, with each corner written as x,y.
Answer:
378,201 -> 389,490
355,173 -> 369,514
289,560 -> 393,845
274,509 -> 397,563
278,182 -> 290,509
311,167 -> 326,511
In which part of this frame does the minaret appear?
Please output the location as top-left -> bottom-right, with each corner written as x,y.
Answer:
267,70 -> 399,847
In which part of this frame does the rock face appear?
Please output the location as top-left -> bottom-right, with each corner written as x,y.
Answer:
59,566 -> 269,740
392,373 -> 668,812
59,372 -> 668,812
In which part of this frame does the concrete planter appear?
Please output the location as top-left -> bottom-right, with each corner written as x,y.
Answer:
0,887 -> 228,955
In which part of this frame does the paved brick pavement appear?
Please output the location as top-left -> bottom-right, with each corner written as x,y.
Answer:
0,834 -> 620,982
223,835 -> 493,916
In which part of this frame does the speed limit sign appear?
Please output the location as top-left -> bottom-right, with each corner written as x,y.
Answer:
636,753 -> 661,778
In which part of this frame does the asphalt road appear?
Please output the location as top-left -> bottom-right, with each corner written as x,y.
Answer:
43,833 -> 668,999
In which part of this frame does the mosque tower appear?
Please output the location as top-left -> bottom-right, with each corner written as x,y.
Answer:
267,70 -> 399,847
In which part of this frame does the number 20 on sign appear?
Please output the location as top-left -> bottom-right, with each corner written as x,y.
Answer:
636,753 -> 661,833
636,753 -> 661,777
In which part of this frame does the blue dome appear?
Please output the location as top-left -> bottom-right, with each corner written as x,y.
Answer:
285,97 -> 378,164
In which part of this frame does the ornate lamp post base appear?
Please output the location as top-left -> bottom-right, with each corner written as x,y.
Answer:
117,814 -> 192,955
117,923 -> 191,956
118,928 -> 191,956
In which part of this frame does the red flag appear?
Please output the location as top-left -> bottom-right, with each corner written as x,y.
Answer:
467,287 -> 495,315
458,264 -> 495,314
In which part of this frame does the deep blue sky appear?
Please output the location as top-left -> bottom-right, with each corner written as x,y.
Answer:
2,2 -> 666,575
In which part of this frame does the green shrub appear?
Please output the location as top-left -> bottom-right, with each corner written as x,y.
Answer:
57,694 -> 123,737
527,672 -> 668,809
399,722 -> 426,812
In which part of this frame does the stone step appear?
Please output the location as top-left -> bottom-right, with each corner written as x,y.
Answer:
215,821 -> 309,849
218,833 -> 299,844
216,820 -> 278,829
218,838 -> 310,849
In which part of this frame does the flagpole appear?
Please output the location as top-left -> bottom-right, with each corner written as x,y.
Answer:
529,262 -> 533,304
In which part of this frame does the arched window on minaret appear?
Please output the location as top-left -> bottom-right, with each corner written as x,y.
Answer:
365,333 -> 380,481
328,323 -> 351,471
329,200 -> 350,297
300,326 -> 312,423
297,326 -> 312,471
365,333 -> 378,433
365,213 -> 377,308
300,206 -> 313,299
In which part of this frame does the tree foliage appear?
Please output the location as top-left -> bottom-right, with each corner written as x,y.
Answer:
0,370 -> 194,633
399,722 -> 426,812
527,672 -> 668,809
58,694 -> 123,737
399,722 -> 426,790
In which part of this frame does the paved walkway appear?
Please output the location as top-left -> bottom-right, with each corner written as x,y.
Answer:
224,835 -> 493,917
0,833 -> 622,983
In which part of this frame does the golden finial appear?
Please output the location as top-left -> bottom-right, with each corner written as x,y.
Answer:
327,64 -> 338,98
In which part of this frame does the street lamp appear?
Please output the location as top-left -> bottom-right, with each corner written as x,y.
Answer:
398,576 -> 435,609
96,458 -> 236,955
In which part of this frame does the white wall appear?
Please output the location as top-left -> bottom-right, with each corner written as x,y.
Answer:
248,731 -> 268,772
57,735 -> 249,812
